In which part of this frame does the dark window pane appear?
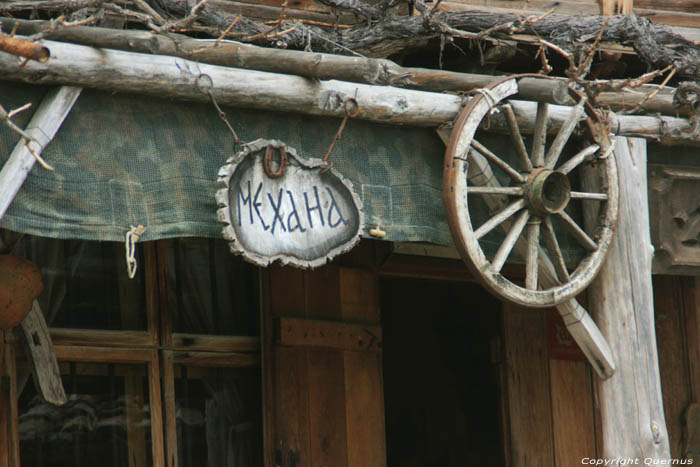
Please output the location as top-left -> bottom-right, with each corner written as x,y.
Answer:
167,238 -> 260,336
10,235 -> 146,330
18,363 -> 153,467
175,366 -> 262,466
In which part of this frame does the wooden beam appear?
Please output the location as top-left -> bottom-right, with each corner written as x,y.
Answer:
277,316 -> 382,352
169,333 -> 260,353
588,137 -> 671,459
0,85 -> 81,220
17,301 -> 66,405
0,38 -> 697,146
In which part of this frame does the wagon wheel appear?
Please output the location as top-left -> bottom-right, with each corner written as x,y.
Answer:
443,76 -> 619,308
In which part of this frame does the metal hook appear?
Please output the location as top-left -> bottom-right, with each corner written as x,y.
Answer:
264,143 -> 288,178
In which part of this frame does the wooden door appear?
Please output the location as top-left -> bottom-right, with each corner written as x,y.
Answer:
262,264 -> 386,467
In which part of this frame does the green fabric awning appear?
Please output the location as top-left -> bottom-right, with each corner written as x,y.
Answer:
1,81 -> 452,245
2,80 -> 600,265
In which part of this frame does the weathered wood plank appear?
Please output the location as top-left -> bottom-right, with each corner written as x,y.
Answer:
653,276 -> 691,458
161,351 -> 178,467
52,345 -> 153,362
169,333 -> 260,352
156,240 -> 173,347
308,350 -> 349,467
339,267 -> 385,467
685,277 -> 700,403
169,351 -> 260,367
339,267 -> 380,324
49,328 -> 152,347
148,350 -> 166,467
589,137 -> 671,459
549,357 -> 598,464
18,300 -> 66,405
143,242 -> 160,345
276,347 -> 312,467
0,85 -> 81,220
268,266 -> 312,467
344,351 -> 386,467
125,369 -> 147,467
278,317 -> 382,352
0,38 -> 696,145
502,302 -> 554,467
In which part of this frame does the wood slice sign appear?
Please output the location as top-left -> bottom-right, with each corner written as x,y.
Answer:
216,139 -> 364,268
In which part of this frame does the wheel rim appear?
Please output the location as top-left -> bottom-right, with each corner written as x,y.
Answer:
443,77 -> 619,308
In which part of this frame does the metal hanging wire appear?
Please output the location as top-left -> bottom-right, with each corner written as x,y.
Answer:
322,97 -> 359,173
196,73 -> 243,149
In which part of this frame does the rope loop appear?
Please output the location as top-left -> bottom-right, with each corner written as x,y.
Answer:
125,225 -> 146,279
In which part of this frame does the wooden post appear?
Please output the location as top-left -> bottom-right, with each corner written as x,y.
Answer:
588,137 -> 671,459
0,85 -> 81,220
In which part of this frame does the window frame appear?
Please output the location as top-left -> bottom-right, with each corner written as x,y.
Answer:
1,239 -> 262,467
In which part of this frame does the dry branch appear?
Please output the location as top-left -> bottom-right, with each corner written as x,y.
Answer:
0,32 -> 49,61
1,0 -> 699,79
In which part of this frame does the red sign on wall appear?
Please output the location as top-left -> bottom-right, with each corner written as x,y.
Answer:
547,310 -> 585,361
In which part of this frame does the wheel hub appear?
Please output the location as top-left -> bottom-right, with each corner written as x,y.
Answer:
526,169 -> 571,216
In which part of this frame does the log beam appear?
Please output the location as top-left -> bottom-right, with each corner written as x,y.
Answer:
0,18 -> 688,118
0,38 -> 697,146
588,137 -> 671,459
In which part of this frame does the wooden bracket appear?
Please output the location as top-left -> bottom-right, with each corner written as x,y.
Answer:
18,300 -> 66,405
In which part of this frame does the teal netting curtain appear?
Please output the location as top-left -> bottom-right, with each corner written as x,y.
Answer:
0,81 -> 452,245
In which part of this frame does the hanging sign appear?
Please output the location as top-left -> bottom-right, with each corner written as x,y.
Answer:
216,139 -> 364,268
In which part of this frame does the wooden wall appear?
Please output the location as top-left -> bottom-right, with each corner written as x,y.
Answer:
653,276 -> 700,460
501,276 -> 700,465
260,241 -> 700,466
501,303 -> 599,467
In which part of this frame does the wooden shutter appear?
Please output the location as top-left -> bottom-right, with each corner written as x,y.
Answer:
262,264 -> 386,467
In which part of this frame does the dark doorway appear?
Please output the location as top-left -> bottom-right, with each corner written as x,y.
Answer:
381,279 -> 506,467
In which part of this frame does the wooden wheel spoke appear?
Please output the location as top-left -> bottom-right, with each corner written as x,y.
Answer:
467,186 -> 524,196
532,102 -> 548,168
542,216 -> 570,283
502,103 -> 533,172
544,99 -> 586,169
471,139 -> 525,183
557,144 -> 599,174
443,77 -> 619,312
491,210 -> 530,273
525,220 -> 540,290
570,191 -> 608,200
474,199 -> 526,240
557,210 -> 598,252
